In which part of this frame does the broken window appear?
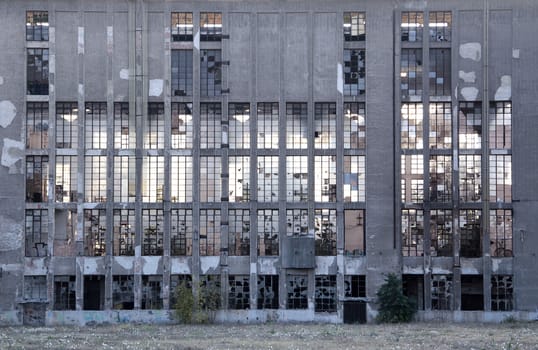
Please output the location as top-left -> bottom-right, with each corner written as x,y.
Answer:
343,49 -> 365,96
26,102 -> 49,149
400,49 -> 423,99
344,275 -> 366,298
461,275 -> 484,310
54,209 -> 76,256
344,156 -> 365,202
257,102 -> 279,149
401,12 -> 424,42
142,275 -> 163,309
229,209 -> 250,256
315,276 -> 337,312
257,156 -> 279,202
84,102 -> 107,149
25,209 -> 48,257
459,209 -> 482,258
286,275 -> 308,309
429,155 -> 452,202
171,12 -> 193,41
145,103 -> 164,149
55,156 -> 77,203
403,275 -> 424,310
200,50 -> 221,96
491,275 -> 513,311
229,103 -> 250,149
26,155 -> 49,202
84,209 -> 106,256
314,103 -> 337,149
171,156 -> 192,202
343,12 -> 365,41
54,276 -> 75,310
113,156 -> 136,202
201,103 -> 222,149
344,102 -> 366,149
490,209 -> 512,257
458,102 -> 482,149
229,156 -> 250,202
401,154 -> 424,203
429,49 -> 451,97
84,156 -> 107,202
112,275 -> 134,310
27,48 -> 49,95
26,11 -> 49,41
24,276 -> 47,302
315,209 -> 337,256
431,274 -> 452,310
489,155 -> 512,203
286,103 -> 308,149
170,275 -> 192,307
113,209 -> 135,256
257,275 -> 279,309
200,12 -> 222,41
56,102 -> 78,148
402,209 -> 424,257
142,209 -> 163,256
257,209 -> 279,256
489,102 -> 511,149
228,275 -> 250,309
171,209 -> 193,256
114,102 -> 134,149
200,156 -> 221,202
171,50 -> 193,96
142,156 -> 164,202
200,209 -> 221,256
171,103 -> 193,149
286,156 -> 308,202
429,102 -> 451,149
286,209 -> 308,236
84,275 -> 104,310
401,103 -> 424,149
429,11 -> 451,42
459,155 -> 481,202
344,210 -> 365,256
430,210 -> 453,257
315,156 -> 337,202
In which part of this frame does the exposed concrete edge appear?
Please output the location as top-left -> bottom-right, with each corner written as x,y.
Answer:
415,311 -> 538,323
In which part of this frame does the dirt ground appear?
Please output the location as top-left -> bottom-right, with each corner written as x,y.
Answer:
1,322 -> 537,350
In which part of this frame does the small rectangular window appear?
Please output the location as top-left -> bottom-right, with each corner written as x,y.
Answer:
400,49 -> 423,99
229,210 -> 250,256
459,209 -> 482,258
85,102 -> 107,149
229,103 -> 251,149
228,275 -> 250,309
257,102 -> 279,149
431,275 -> 452,310
200,12 -> 222,41
286,209 -> 308,237
56,102 -> 78,149
26,102 -> 49,149
257,275 -> 279,309
25,209 -> 48,257
26,155 -> 49,203
54,276 -> 76,310
84,209 -> 107,256
142,209 -> 164,256
315,209 -> 337,256
84,156 -> 107,202
401,155 -> 424,203
27,48 -> 49,95
344,102 -> 366,149
343,12 -> 365,41
26,11 -> 49,41
113,209 -> 135,256
429,11 -> 451,42
200,50 -> 222,97
343,49 -> 365,96
201,103 -> 222,149
200,209 -> 221,256
286,103 -> 308,149
490,210 -> 512,257
114,102 -> 134,149
401,209 -> 424,257
171,50 -> 193,96
171,12 -> 193,41
491,275 -> 513,311
401,12 -> 424,42
429,49 -> 451,97
24,276 -> 47,301
286,275 -> 308,309
315,276 -> 337,313
257,209 -> 279,256
344,210 -> 365,256
344,275 -> 366,298
142,275 -> 163,309
314,103 -> 337,149
171,209 -> 193,256
113,275 -> 134,310
171,103 -> 193,149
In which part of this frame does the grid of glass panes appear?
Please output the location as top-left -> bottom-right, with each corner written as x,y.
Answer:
314,103 -> 337,149
113,209 -> 135,256
344,210 -> 365,256
171,209 -> 193,256
113,156 -> 136,202
459,209 -> 482,258
315,156 -> 337,202
170,156 -> 193,203
200,12 -> 222,41
229,156 -> 250,202
142,156 -> 164,202
56,102 -> 78,149
489,102 -> 511,150
200,156 -> 221,202
228,276 -> 250,309
200,50 -> 221,96
490,209 -> 512,257
145,103 -> 164,149
26,11 -> 49,41
429,155 -> 452,202
401,12 -> 424,42
257,209 -> 279,256
344,102 -> 366,149
315,209 -> 337,256
257,156 -> 279,202
400,49 -> 423,99
257,103 -> 279,149
171,50 -> 193,97
171,12 -> 193,41
491,275 -> 513,311
55,155 -> 77,203
343,49 -> 365,96
85,102 -> 107,149
286,103 -> 308,149
228,209 -> 250,256
431,275 -> 452,310
489,155 -> 511,203
401,103 -> 424,149
200,209 -> 220,256
26,102 -> 49,149
459,155 -> 481,202
171,103 -> 193,149
84,209 -> 107,256
201,103 -> 222,149
27,48 -> 49,95
142,209 -> 163,256
429,11 -> 452,42
401,209 -> 424,256
286,156 -> 308,202
343,12 -> 365,41
401,155 -> 424,203
458,102 -> 482,150
344,155 -> 366,202
315,275 -> 337,312
25,209 -> 48,257
26,155 -> 49,203
430,209 -> 452,256
286,209 -> 308,236
84,156 -> 106,202
429,49 -> 451,97
429,102 -> 451,149
114,102 -> 134,149
229,103 -> 250,149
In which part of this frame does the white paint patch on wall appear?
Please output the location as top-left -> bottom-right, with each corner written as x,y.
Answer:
337,63 -> 343,94
1,138 -> 24,173
119,68 -> 129,80
494,75 -> 511,101
78,27 -> 84,54
200,256 -> 220,274
149,79 -> 163,97
459,42 -> 481,61
0,76 -> 4,85
0,100 -> 16,128
458,70 -> 476,83
512,49 -> 520,59
78,84 -> 84,96
0,216 -> 23,251
461,87 -> 479,101
194,31 -> 200,50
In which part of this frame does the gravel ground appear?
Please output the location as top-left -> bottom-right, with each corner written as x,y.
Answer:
1,322 -> 537,350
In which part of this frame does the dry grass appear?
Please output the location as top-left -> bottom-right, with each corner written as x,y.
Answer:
1,321 -> 537,349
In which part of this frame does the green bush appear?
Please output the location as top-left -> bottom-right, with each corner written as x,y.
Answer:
173,281 -> 220,324
376,273 -> 416,323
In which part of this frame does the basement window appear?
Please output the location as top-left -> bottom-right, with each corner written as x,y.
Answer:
24,276 -> 47,302
344,275 -> 366,298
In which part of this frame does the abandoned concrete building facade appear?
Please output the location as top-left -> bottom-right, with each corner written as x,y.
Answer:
0,0 -> 537,325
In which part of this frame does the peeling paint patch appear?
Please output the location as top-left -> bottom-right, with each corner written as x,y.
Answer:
461,87 -> 479,101
78,27 -> 84,54
494,75 -> 511,101
458,70 -> 476,83
337,63 -> 343,95
78,84 -> 84,97
0,100 -> 17,128
459,42 -> 481,61
0,216 -> 23,251
0,76 -> 4,85
512,49 -> 520,59
250,262 -> 257,273
119,69 -> 129,80
1,138 -> 24,173
149,79 -> 163,97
